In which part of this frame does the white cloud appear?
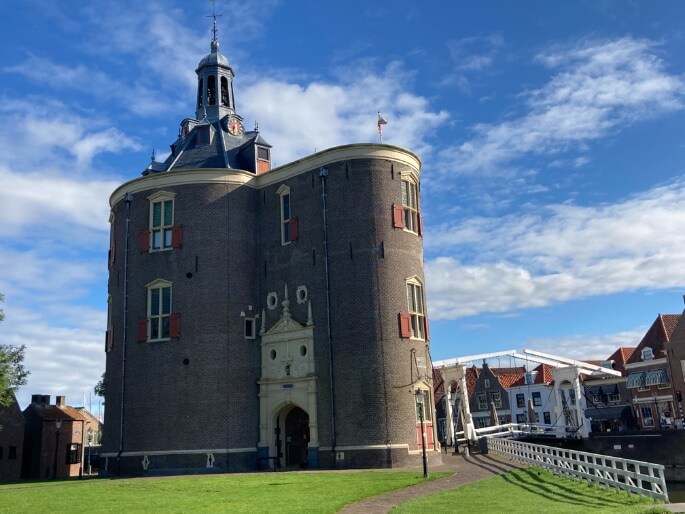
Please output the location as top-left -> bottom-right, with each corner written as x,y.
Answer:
441,37 -> 685,176
525,329 -> 645,361
2,305 -> 106,410
0,166 -> 118,237
240,62 -> 449,165
425,178 -> 685,319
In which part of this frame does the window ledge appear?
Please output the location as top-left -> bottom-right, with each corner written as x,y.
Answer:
147,337 -> 172,343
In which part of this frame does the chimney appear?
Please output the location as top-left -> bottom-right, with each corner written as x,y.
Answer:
56,396 -> 66,407
41,395 -> 50,406
31,394 -> 41,405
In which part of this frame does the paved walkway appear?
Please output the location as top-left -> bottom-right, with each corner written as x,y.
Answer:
340,452 -> 523,514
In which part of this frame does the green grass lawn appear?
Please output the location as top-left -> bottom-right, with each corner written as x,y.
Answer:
0,471 -> 443,514
0,468 -> 670,513
393,467 -> 668,514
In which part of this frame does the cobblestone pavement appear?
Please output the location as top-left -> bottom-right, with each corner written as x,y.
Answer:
339,452 -> 523,514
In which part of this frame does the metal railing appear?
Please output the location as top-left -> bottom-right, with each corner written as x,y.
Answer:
488,438 -> 669,502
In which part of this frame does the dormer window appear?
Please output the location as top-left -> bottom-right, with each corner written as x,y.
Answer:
257,146 -> 271,174
642,347 -> 654,361
197,126 -> 210,145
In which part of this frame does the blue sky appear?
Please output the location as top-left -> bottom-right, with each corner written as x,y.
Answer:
2,0 -> 685,409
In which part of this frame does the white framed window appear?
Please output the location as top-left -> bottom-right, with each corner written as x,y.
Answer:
147,279 -> 172,341
405,277 -> 425,340
400,177 -> 419,233
641,406 -> 654,427
608,393 -> 620,403
484,379 -> 490,388
641,347 -> 654,361
532,391 -> 542,407
148,192 -> 176,251
244,317 -> 256,339
477,393 -> 487,410
516,393 -> 525,408
277,185 -> 297,245
490,391 -> 502,409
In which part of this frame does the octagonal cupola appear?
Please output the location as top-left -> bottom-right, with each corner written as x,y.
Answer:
195,17 -> 235,122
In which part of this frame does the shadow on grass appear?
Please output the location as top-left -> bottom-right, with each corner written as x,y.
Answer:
497,466 -> 644,510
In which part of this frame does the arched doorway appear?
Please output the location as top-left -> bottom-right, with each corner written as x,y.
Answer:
284,407 -> 309,468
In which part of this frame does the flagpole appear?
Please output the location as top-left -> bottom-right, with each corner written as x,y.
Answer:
377,111 -> 388,144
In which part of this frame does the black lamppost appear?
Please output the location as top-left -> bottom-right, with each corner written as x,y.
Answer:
415,390 -> 428,478
53,418 -> 62,479
87,428 -> 94,475
653,392 -> 661,430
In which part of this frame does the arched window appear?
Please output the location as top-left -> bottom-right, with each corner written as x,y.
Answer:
221,77 -> 229,107
207,76 -> 216,106
197,78 -> 203,108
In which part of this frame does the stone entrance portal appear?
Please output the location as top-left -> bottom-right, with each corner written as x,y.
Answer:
257,284 -> 319,469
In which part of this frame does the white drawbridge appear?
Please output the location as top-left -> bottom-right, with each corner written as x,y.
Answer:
434,349 -> 621,445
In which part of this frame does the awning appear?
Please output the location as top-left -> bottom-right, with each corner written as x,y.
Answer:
587,386 -> 602,396
645,368 -> 670,386
627,372 -> 646,389
585,406 -> 633,421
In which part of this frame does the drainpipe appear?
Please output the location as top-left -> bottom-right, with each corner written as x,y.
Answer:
319,167 -> 337,465
117,192 -> 133,476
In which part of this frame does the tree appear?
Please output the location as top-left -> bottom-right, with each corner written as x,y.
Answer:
0,294 -> 30,407
94,372 -> 106,397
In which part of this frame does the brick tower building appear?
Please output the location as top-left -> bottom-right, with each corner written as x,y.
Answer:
101,20 -> 437,476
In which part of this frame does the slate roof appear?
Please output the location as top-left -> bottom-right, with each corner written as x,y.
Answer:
143,117 -> 272,176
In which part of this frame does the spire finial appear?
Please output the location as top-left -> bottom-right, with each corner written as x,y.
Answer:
207,0 -> 223,45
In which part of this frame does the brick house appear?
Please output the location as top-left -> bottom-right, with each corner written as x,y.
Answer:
0,392 -> 24,482
624,314 -> 680,430
583,347 -> 636,432
22,395 -> 92,479
664,311 -> 685,426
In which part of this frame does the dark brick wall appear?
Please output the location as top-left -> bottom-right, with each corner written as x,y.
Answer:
104,148 -> 438,473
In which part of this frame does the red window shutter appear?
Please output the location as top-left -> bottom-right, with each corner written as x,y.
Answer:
399,312 -> 411,338
106,326 -> 114,352
290,218 -> 299,242
137,318 -> 148,343
140,229 -> 150,253
392,203 -> 404,229
169,313 -> 181,339
417,212 -> 424,236
424,316 -> 430,341
172,224 -> 183,249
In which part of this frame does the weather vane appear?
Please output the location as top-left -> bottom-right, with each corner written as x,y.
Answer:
207,0 -> 223,42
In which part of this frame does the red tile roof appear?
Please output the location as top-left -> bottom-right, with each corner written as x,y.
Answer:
491,367 -> 527,388
626,314 -> 681,364
606,347 -> 636,374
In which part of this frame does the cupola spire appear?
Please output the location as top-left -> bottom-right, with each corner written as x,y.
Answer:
195,1 -> 235,122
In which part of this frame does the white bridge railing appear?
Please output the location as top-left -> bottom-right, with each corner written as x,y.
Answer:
488,438 -> 669,503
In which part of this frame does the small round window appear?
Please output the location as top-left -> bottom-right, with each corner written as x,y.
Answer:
300,345 -> 307,357
267,292 -> 278,310
270,349 -> 277,360
296,285 -> 308,304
